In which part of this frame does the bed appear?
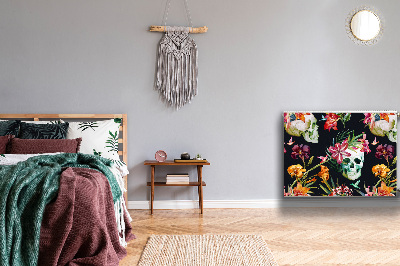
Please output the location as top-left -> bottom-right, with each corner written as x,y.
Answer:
0,114 -> 133,266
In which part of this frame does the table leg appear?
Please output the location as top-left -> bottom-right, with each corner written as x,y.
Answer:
197,165 -> 203,214
151,165 -> 155,215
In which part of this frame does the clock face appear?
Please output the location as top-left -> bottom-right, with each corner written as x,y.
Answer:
155,150 -> 167,162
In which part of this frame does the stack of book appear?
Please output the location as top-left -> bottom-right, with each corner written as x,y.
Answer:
166,173 -> 189,184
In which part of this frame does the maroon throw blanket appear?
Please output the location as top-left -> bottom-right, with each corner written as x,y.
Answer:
39,167 -> 134,266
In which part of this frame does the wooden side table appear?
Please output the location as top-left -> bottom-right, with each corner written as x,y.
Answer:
144,160 -> 210,214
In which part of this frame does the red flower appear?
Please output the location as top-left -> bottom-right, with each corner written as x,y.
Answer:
324,113 -> 340,131
329,185 -> 353,196
284,113 -> 291,129
283,112 -> 289,123
363,113 -> 375,129
318,155 -> 328,162
291,144 -> 310,160
375,144 -> 394,160
358,133 -> 371,154
328,139 -> 351,164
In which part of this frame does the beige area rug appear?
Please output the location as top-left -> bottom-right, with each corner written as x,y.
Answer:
137,234 -> 278,266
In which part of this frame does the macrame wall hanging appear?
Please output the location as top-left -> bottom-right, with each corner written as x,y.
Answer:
150,0 -> 208,109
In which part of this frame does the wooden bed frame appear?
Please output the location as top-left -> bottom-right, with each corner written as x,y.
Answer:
0,114 -> 128,201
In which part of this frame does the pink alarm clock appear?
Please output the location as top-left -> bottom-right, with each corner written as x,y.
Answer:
155,150 -> 167,162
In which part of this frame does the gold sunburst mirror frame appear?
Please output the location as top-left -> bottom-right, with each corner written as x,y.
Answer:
345,6 -> 384,46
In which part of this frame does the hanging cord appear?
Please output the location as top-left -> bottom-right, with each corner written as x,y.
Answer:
162,0 -> 171,26
183,0 -> 193,27
162,0 -> 193,28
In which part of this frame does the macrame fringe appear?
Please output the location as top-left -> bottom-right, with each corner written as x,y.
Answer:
111,165 -> 132,247
155,26 -> 198,109
114,199 -> 128,247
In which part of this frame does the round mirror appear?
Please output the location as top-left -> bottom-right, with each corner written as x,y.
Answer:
346,7 -> 383,45
350,10 -> 380,41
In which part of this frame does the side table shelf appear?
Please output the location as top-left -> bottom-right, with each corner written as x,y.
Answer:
147,182 -> 207,187
144,160 -> 210,214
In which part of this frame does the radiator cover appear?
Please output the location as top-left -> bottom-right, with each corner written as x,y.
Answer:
283,112 -> 397,197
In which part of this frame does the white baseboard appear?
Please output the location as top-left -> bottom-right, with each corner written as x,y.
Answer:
127,199 -> 400,209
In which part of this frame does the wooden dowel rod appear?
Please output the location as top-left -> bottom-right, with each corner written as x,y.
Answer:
149,25 -> 208,33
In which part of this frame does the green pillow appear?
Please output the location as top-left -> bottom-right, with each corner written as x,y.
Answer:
19,122 -> 69,139
0,120 -> 20,136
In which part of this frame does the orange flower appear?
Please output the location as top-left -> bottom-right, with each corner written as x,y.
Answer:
287,164 -> 306,179
293,183 -> 310,196
306,178 -> 317,183
317,165 -> 330,181
295,113 -> 305,122
378,182 -> 394,196
380,113 -> 390,123
372,164 -> 390,178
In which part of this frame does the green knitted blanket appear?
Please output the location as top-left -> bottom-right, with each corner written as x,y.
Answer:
0,153 -> 122,266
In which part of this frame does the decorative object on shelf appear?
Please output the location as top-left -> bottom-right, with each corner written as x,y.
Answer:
166,173 -> 189,184
150,0 -> 208,109
284,111 -> 397,197
195,154 -> 202,160
345,6 -> 383,46
174,159 -> 207,163
181,152 -> 190,160
155,150 -> 167,162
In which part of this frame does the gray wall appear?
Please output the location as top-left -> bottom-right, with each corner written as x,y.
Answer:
1,0 -> 399,202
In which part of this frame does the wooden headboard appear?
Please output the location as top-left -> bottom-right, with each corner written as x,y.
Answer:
0,114 -> 128,200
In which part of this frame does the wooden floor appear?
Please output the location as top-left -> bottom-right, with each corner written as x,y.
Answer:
120,208 -> 400,266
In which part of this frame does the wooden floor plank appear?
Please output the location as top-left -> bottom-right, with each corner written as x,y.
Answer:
120,207 -> 400,265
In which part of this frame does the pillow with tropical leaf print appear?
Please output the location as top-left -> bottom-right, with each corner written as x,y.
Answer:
19,122 -> 69,139
0,120 -> 20,136
66,119 -> 123,165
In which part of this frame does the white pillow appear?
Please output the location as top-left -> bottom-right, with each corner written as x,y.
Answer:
66,119 -> 121,162
25,120 -> 64,124
0,153 -> 62,165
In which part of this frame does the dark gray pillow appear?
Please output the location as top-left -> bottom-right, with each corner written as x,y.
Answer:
19,122 -> 69,139
0,120 -> 20,136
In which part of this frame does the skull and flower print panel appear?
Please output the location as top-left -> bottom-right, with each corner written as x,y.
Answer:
284,112 -> 397,197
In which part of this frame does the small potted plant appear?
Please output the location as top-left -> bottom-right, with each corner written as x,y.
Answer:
195,154 -> 202,160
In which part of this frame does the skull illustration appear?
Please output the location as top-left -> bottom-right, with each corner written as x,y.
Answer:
340,149 -> 364,180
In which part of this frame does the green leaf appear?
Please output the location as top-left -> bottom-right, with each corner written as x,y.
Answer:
305,181 -> 316,188
105,131 -> 119,152
335,130 -> 352,144
342,113 -> 351,123
391,156 -> 397,167
319,184 -> 330,194
351,180 -> 361,189
327,158 -> 341,173
110,159 -> 125,167
307,156 -> 314,166
78,122 -> 98,132
93,149 -> 102,156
